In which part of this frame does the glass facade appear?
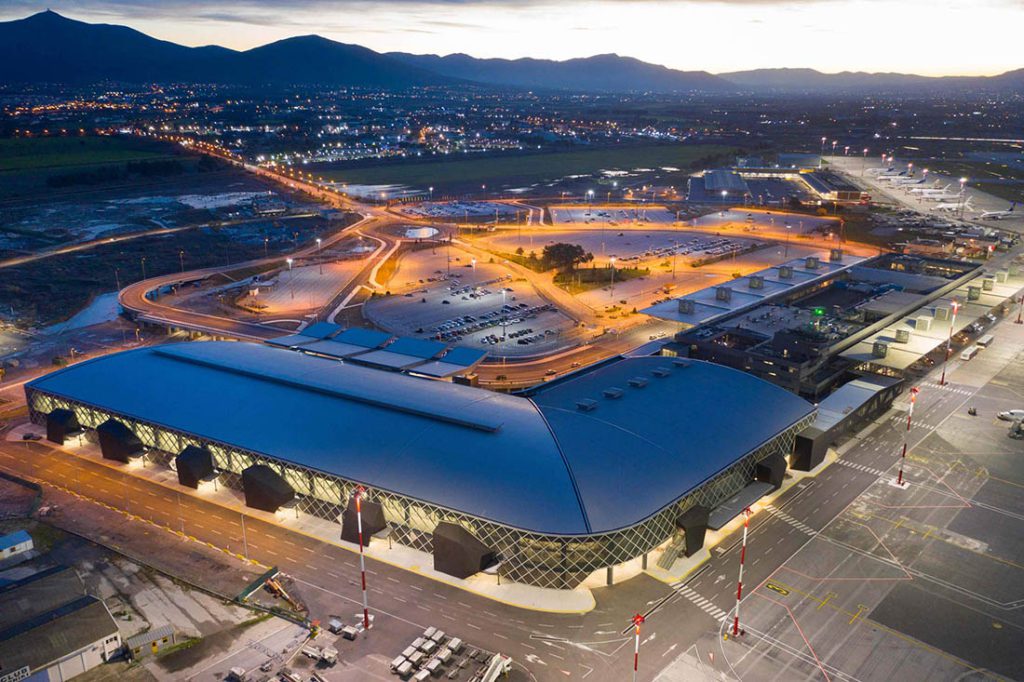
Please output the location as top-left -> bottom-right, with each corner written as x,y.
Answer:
28,388 -> 813,590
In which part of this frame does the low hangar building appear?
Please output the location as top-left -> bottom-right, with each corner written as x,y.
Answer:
26,341 -> 814,589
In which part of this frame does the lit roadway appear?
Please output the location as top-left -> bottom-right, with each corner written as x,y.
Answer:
128,138 -> 873,385
4,307 -> 1018,680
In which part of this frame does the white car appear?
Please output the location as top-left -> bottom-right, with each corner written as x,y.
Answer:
997,409 -> 1024,421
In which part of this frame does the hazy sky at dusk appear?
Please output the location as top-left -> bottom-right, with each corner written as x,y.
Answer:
2,0 -> 1020,76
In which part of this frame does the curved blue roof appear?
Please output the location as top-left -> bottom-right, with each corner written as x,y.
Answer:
26,342 -> 814,535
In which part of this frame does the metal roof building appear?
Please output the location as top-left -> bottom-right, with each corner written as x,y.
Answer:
26,342 -> 814,589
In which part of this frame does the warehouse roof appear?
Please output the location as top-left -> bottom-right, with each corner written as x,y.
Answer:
27,342 -> 813,535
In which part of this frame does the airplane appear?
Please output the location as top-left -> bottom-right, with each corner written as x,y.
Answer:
865,166 -> 895,176
922,190 -> 965,202
909,183 -> 951,195
934,198 -> 972,212
979,202 -> 1017,220
888,177 -> 927,186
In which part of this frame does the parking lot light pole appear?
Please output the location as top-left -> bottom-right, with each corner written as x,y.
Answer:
896,387 -> 920,487
355,486 -> 371,630
939,299 -> 960,385
609,257 -> 617,300
316,238 -> 323,275
631,613 -> 645,682
732,507 -> 751,637
1015,294 -> 1023,324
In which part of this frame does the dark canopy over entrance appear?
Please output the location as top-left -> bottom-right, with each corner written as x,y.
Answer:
432,522 -> 495,579
96,419 -> 144,463
676,505 -> 710,557
46,408 -> 81,445
175,445 -> 214,489
241,464 -> 294,512
755,452 -> 787,490
340,495 -> 386,545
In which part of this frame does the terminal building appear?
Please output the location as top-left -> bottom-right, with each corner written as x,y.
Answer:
26,342 -> 815,590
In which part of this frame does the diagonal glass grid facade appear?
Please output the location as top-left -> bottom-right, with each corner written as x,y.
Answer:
28,388 -> 813,590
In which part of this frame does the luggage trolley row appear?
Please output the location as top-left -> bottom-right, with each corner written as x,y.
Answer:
390,627 -> 465,680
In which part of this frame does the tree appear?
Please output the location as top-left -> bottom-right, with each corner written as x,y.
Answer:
542,243 -> 593,273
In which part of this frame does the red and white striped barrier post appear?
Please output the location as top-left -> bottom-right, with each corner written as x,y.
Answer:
732,507 -> 752,637
631,613 -> 645,682
896,387 -> 919,487
355,485 -> 371,629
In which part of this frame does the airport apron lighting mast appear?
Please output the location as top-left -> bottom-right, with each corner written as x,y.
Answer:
896,387 -> 920,488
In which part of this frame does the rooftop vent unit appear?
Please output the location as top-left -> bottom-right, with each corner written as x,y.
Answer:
678,299 -> 696,314
995,270 -> 1009,283
576,399 -> 598,412
895,329 -> 910,344
651,367 -> 672,378
628,377 -> 649,389
715,287 -> 732,302
805,256 -> 820,270
672,359 -> 692,368
872,341 -> 889,358
829,248 -> 844,263
982,275 -> 995,291
968,286 -> 981,301
916,317 -> 932,331
602,387 -> 624,400
778,265 -> 794,279
934,306 -> 950,321
748,275 -> 765,290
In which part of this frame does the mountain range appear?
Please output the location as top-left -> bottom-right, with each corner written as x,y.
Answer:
1,11 -> 1021,94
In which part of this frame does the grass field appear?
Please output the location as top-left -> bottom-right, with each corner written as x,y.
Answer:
321,144 -> 734,190
0,136 -> 176,173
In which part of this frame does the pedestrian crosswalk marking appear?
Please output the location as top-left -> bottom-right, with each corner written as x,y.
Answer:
671,584 -> 730,623
835,458 -> 888,478
764,504 -> 817,536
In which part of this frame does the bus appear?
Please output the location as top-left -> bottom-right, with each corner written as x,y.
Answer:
960,345 -> 980,361
976,334 -> 995,348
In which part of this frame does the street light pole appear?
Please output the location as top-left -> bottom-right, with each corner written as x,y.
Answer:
959,177 -> 969,220
631,613 -> 645,682
355,486 -> 371,629
896,387 -> 919,487
939,299 -> 960,386
609,256 -> 617,300
1015,294 -> 1023,324
316,238 -> 323,275
732,507 -> 751,637
819,137 -> 827,169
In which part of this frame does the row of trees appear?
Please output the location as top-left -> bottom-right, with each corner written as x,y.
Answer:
514,242 -> 594,272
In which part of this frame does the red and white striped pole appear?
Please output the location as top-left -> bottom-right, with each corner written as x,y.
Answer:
896,387 -> 919,487
732,508 -> 751,637
355,485 -> 371,629
631,613 -> 645,682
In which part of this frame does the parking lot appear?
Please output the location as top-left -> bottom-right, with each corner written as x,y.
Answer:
549,205 -> 678,226
364,245 -> 576,358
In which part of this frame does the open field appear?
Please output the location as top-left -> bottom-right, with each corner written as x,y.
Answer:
0,214 -> 346,326
0,136 -> 177,172
320,144 -> 734,192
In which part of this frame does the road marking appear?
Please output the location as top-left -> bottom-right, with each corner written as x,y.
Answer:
670,584 -> 729,622
764,504 -> 817,536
